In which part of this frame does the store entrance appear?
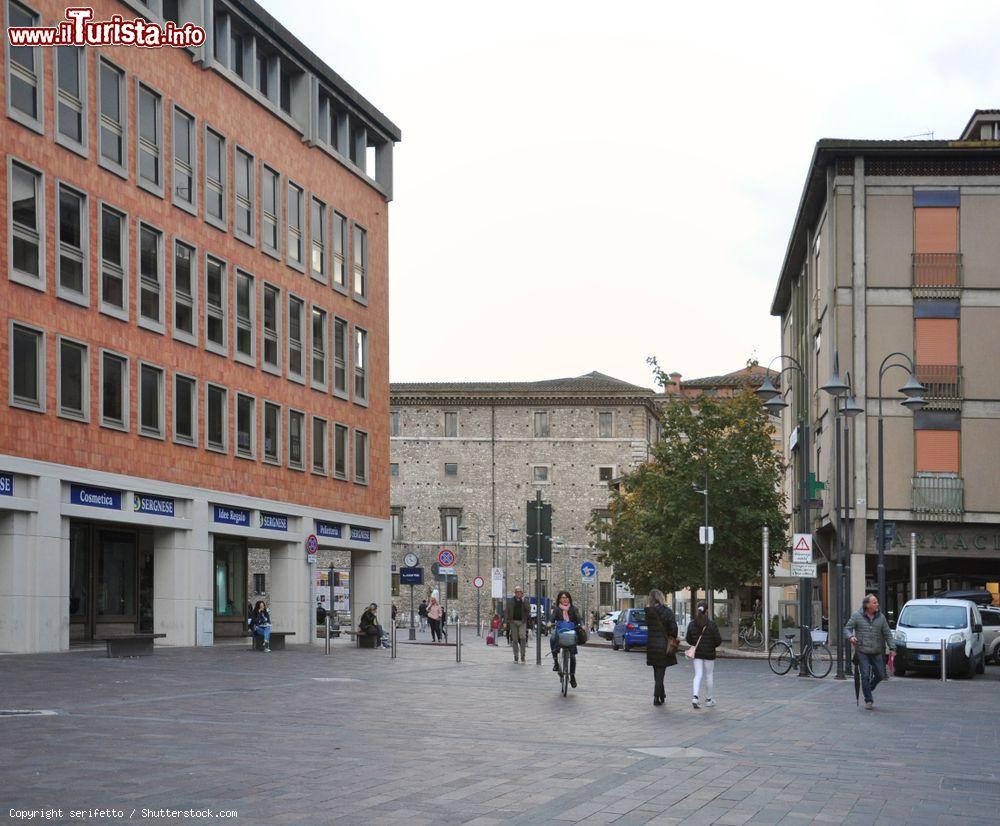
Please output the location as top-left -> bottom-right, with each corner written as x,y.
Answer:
69,521 -> 153,641
213,536 -> 248,638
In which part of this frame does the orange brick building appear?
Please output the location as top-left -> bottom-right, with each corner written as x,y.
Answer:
0,0 -> 399,652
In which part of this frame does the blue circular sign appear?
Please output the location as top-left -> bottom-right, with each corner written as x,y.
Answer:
581,561 -> 596,578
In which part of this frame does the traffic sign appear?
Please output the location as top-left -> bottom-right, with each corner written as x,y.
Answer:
491,567 -> 504,598
438,566 -> 456,576
581,561 -> 597,583
437,548 -> 456,567
472,576 -> 485,589
305,534 -> 318,554
790,562 -> 817,578
699,526 -> 715,545
792,533 -> 813,565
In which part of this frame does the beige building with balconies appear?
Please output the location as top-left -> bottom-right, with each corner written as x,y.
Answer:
772,109 -> 1000,627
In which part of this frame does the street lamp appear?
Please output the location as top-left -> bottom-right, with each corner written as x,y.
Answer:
693,472 -> 711,613
876,353 -> 926,615
756,355 -> 812,677
458,514 -> 483,636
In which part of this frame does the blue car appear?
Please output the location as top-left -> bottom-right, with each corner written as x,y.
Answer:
612,608 -> 648,651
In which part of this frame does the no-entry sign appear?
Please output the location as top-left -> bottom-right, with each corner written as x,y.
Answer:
472,576 -> 485,589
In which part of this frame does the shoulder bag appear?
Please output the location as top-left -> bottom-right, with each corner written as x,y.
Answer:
686,628 -> 705,660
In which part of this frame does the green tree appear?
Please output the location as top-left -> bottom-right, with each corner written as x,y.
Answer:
588,368 -> 787,599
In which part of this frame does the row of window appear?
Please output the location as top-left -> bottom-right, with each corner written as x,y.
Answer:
8,321 -> 370,483
388,463 -> 616,483
388,509 -> 613,544
388,410 -> 619,438
9,159 -> 370,403
8,3 -> 371,300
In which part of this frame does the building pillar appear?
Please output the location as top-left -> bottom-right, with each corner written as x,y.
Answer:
153,506 -> 211,646
269,542 -> 311,641
351,549 -> 389,630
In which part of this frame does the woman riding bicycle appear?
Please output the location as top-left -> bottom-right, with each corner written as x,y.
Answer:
548,590 -> 582,688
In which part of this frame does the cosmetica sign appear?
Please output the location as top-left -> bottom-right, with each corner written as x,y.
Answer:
70,484 -> 121,510
133,493 -> 175,517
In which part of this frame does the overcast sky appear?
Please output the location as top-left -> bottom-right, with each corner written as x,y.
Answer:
260,0 -> 1000,390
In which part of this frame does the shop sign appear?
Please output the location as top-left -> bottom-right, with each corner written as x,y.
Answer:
213,505 -> 249,527
71,484 -> 121,510
350,526 -> 371,542
259,512 -> 288,531
0,472 -> 12,496
316,521 -> 342,539
133,493 -> 174,517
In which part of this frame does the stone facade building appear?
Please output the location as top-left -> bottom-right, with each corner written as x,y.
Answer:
388,372 -> 660,626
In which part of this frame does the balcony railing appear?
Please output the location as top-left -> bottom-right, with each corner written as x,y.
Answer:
912,475 -> 964,521
912,253 -> 962,296
915,364 -> 962,409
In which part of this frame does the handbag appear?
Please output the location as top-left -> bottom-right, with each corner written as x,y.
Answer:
686,629 -> 706,660
666,635 -> 679,655
575,625 -> 589,645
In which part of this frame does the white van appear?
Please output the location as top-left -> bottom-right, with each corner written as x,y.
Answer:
893,598 -> 986,678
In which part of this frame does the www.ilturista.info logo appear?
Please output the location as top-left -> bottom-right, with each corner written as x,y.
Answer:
7,7 -> 206,49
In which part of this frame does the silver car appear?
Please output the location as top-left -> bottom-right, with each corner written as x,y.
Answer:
981,606 -> 1000,663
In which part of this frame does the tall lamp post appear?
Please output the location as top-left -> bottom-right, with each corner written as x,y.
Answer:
876,353 -> 926,613
755,355 -> 812,677
693,470 -> 711,613
458,514 -> 483,636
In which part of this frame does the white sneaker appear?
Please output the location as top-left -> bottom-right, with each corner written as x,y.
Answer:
691,697 -> 700,709
704,699 -> 716,708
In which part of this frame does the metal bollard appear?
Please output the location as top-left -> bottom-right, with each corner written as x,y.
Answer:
941,639 -> 947,682
325,615 -> 331,655
391,622 -> 396,660
456,619 -> 462,663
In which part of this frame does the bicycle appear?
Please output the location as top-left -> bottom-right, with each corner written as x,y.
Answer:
767,625 -> 833,678
738,614 -> 764,649
555,625 -> 577,697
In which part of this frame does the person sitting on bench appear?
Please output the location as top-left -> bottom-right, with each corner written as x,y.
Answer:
359,603 -> 389,649
250,600 -> 272,652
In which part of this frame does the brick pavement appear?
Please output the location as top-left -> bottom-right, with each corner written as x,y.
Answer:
1,636 -> 999,825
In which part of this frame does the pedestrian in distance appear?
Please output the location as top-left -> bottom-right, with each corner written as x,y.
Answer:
645,589 -> 679,707
548,590 -> 584,687
845,593 -> 895,710
506,586 -> 531,662
359,603 -> 389,649
250,599 -> 272,652
489,613 -> 501,645
426,594 -> 444,643
686,601 -> 722,709
418,599 -> 428,632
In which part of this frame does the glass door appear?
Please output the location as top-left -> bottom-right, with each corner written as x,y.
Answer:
69,522 -> 94,640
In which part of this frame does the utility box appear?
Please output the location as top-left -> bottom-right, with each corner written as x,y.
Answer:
195,606 -> 214,646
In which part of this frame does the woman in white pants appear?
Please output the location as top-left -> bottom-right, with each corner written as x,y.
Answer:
685,602 -> 723,709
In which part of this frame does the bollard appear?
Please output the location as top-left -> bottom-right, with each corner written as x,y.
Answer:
325,615 -> 331,655
941,638 -> 947,682
391,622 -> 396,660
456,618 -> 462,663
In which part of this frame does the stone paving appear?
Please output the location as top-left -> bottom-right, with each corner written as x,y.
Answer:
2,634 -> 999,825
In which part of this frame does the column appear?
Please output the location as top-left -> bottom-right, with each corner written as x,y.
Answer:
269,541 -> 311,642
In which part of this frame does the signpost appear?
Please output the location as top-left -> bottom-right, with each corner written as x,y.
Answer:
305,533 -> 318,564
581,561 -> 596,624
528,491 -> 550,665
491,567 -> 504,598
437,548 -> 458,635
400,563 -> 422,641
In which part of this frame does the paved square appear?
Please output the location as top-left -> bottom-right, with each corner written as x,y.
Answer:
2,635 -> 999,825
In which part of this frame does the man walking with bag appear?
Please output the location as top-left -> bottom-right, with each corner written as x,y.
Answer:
845,594 -> 895,710
506,586 -> 531,663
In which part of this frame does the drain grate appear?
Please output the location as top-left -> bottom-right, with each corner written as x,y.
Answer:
0,709 -> 57,717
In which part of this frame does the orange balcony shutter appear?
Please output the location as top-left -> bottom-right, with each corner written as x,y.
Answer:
915,318 -> 959,364
915,430 -> 960,473
914,207 -> 958,253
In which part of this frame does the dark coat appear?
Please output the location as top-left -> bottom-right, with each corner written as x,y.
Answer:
646,603 -> 679,668
685,619 -> 723,660
549,604 -> 582,654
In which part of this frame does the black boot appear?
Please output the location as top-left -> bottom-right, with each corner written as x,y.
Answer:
552,654 -> 561,673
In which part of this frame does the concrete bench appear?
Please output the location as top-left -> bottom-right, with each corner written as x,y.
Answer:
102,634 -> 166,658
251,631 -> 294,651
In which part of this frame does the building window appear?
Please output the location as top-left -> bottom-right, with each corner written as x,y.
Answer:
599,466 -> 614,482
100,351 -> 128,430
390,463 -> 399,477
205,127 -> 226,228
447,579 -> 458,600
262,283 -> 280,372
206,384 -> 227,452
100,204 -> 126,315
354,326 -> 368,403
444,463 -> 458,477
205,256 -> 227,352
261,164 -> 280,256
599,412 -> 613,438
139,363 -> 164,438
333,316 -> 348,397
138,223 -> 163,330
334,423 -> 348,479
253,573 -> 266,594
235,269 -> 255,362
533,412 -> 550,438
288,409 -> 304,469
332,211 -> 347,291
444,411 -> 459,437
57,184 -> 87,303
311,307 -> 327,390
58,338 -> 88,421
390,410 -> 399,437
532,465 -> 549,483
441,511 -> 459,542
173,240 -> 196,343
172,105 -> 195,210
286,181 -> 304,268
234,147 -> 254,243
391,509 -> 403,540
174,374 -> 196,445
10,160 -> 43,288
236,394 -> 255,458
353,224 -> 367,299
263,401 -> 280,464
312,416 -> 327,474
7,0 -> 43,131
310,197 -> 326,281
98,58 -> 125,173
354,430 -> 368,484
55,46 -> 86,151
288,296 -> 304,380
137,83 -> 162,192
599,581 -> 613,606
10,323 -> 43,411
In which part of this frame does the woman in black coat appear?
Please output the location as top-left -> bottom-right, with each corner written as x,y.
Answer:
645,589 -> 679,706
685,601 -> 723,709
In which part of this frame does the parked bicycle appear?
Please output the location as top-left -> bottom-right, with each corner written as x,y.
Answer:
738,614 -> 764,649
767,625 -> 833,678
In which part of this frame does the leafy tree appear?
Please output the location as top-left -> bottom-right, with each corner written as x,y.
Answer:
588,365 -> 787,600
